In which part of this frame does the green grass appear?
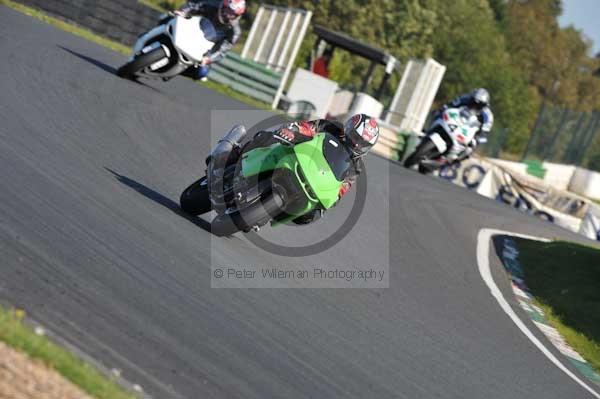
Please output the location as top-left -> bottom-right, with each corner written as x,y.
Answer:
138,0 -> 184,12
515,238 -> 600,372
1,0 -> 271,110
0,305 -> 137,399
202,79 -> 273,110
0,0 -> 131,54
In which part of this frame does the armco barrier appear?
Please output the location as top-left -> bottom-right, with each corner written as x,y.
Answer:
210,53 -> 284,105
436,157 -> 594,237
17,0 -> 161,45
490,158 -> 578,192
569,167 -> 600,201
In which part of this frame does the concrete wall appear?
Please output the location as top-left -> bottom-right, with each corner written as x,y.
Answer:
488,158 -> 580,194
569,168 -> 600,200
287,68 -> 338,119
540,162 -> 577,192
580,203 -> 600,241
17,0 -> 161,45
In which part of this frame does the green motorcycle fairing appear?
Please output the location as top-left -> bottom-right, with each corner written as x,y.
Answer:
239,133 -> 345,223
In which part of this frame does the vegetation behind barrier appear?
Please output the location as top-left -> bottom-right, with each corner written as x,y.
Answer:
252,1 -> 600,165
17,0 -> 600,166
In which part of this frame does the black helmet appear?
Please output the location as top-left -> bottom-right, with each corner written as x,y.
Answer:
471,88 -> 490,109
343,114 -> 380,156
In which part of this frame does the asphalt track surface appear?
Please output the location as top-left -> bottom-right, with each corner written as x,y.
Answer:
1,6 -> 599,398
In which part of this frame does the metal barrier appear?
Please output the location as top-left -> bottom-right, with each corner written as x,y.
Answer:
210,52 -> 284,104
238,4 -> 312,108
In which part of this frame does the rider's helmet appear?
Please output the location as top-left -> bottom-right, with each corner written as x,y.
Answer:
219,0 -> 246,23
343,114 -> 380,156
471,88 -> 490,109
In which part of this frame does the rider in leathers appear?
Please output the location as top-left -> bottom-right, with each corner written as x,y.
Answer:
232,115 -> 380,225
174,0 -> 245,80
437,88 -> 494,158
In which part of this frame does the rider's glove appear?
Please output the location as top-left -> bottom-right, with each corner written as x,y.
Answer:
273,127 -> 295,146
172,9 -> 191,18
339,181 -> 352,198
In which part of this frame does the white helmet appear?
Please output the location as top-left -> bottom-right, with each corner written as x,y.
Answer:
471,88 -> 490,109
219,0 -> 246,23
343,114 -> 380,156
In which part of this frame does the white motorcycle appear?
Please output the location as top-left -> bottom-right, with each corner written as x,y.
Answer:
117,14 -> 217,80
403,106 -> 485,173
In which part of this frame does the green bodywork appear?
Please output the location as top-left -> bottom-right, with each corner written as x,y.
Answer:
240,133 -> 343,224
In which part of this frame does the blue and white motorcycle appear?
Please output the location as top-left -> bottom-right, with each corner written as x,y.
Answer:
404,106 -> 484,173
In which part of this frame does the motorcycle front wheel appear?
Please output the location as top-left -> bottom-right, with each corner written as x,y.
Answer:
116,46 -> 167,79
211,189 -> 285,237
403,138 -> 441,172
180,176 -> 211,216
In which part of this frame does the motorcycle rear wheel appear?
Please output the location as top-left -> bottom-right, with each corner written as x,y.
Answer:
403,138 -> 440,172
117,46 -> 167,79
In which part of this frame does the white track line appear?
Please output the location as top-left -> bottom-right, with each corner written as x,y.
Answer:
477,228 -> 600,399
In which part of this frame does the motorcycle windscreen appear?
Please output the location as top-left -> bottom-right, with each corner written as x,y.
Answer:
294,134 -> 344,209
172,16 -> 216,61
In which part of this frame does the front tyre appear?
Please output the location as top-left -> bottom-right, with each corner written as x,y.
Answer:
180,177 -> 211,216
403,138 -> 440,171
116,46 -> 167,79
211,190 -> 285,237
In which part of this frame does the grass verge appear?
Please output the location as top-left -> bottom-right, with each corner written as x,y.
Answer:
1,0 -> 271,110
138,0 -> 184,12
516,238 -> 600,373
0,0 -> 131,54
0,305 -> 136,399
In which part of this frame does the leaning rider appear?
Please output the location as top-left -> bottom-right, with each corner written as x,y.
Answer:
231,115 -> 380,225
174,0 -> 245,81
437,88 -> 494,158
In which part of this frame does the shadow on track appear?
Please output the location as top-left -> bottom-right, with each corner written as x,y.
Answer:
58,46 -> 162,92
58,45 -> 117,74
105,167 -> 212,232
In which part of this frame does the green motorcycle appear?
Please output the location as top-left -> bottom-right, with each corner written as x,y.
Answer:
180,126 -> 352,236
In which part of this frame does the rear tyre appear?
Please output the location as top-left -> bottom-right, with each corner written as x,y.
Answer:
117,46 -> 167,79
403,138 -> 440,171
180,177 -> 211,216
211,189 -> 284,237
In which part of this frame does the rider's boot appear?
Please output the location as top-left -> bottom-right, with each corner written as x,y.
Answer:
197,65 -> 210,82
182,66 -> 200,80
